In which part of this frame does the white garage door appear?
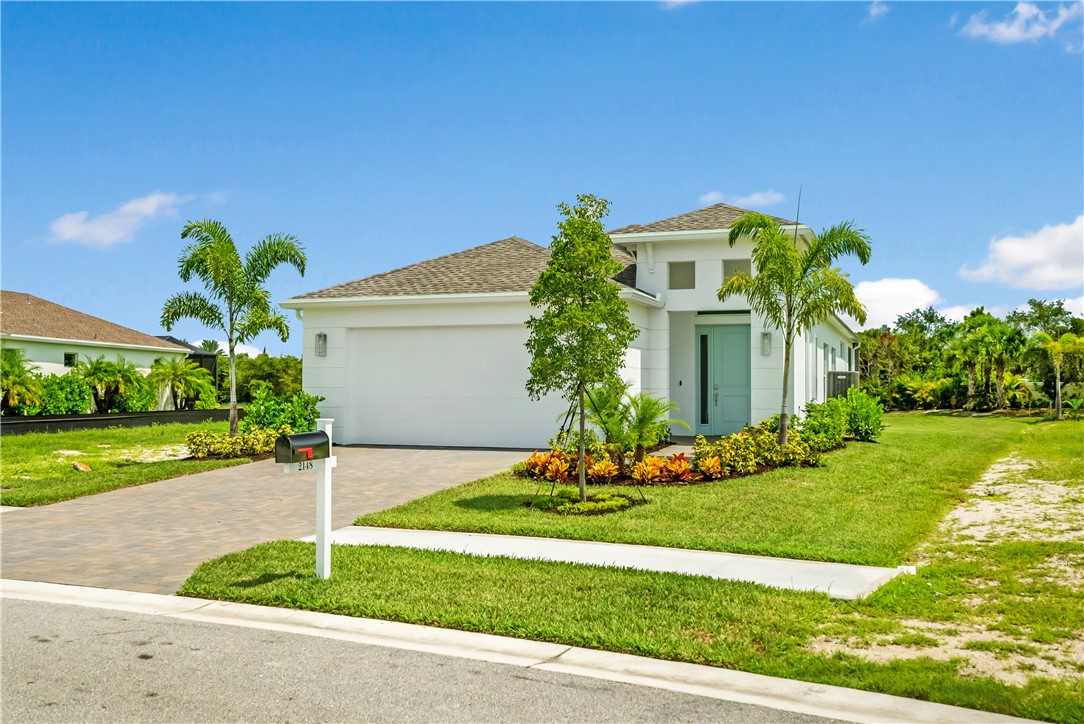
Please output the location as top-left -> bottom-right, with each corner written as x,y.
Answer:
344,325 -> 568,448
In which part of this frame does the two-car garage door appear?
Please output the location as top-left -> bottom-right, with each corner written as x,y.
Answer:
344,325 -> 568,448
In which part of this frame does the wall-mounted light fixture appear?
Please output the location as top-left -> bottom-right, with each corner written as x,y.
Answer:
315,332 -> 328,357
760,331 -> 772,356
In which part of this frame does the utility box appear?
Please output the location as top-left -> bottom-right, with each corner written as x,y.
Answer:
275,431 -> 331,464
826,371 -> 861,400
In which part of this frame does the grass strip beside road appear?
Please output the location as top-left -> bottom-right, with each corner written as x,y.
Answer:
358,414 -> 1027,567
180,540 -> 1083,723
0,421 -> 247,506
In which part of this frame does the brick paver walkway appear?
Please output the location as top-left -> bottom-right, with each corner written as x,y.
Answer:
1,447 -> 524,595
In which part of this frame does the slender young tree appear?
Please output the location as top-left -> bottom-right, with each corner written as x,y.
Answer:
718,212 -> 871,445
1032,332 -> 1084,420
161,219 -> 306,436
526,195 -> 638,502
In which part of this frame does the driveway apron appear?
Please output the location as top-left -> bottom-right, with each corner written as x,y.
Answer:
1,447 -> 524,595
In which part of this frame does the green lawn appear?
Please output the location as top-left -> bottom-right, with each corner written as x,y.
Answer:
182,416 -> 1084,722
0,421 -> 248,506
358,413 -> 1028,566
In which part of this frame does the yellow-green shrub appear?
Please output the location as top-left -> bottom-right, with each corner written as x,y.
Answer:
186,425 -> 292,459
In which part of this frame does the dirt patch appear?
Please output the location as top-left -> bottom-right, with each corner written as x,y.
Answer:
115,445 -> 191,464
809,453 -> 1084,685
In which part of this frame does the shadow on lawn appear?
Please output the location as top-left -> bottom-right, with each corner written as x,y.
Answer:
231,571 -> 306,588
453,494 -> 534,512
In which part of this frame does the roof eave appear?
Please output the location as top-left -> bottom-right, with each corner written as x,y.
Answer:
610,225 -> 814,244
0,333 -> 190,354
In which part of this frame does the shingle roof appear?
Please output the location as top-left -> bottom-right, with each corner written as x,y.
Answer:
292,236 -> 639,300
608,202 -> 796,235
0,291 -> 187,351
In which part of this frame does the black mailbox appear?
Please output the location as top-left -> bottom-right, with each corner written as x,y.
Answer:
275,431 -> 331,464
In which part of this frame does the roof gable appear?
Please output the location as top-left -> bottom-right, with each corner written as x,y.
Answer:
293,236 -> 638,300
609,202 -> 796,235
0,291 -> 187,352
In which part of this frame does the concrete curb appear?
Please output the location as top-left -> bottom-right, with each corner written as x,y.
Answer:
2,579 -> 1033,723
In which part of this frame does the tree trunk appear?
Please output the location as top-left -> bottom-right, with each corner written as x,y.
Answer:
965,366 -> 976,410
1054,364 -> 1063,421
228,345 -> 239,437
577,382 -> 587,503
995,360 -> 1006,409
777,336 -> 792,446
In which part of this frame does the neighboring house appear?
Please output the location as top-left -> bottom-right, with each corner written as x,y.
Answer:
281,203 -> 860,448
0,290 -> 189,379
156,335 -> 220,382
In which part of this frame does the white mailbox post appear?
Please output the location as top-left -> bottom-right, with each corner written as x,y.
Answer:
280,418 -> 337,579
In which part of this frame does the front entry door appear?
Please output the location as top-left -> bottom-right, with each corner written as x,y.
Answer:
696,325 -> 751,436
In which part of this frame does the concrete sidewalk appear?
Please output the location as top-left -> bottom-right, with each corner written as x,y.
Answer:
310,526 -> 907,600
1,579 -> 1031,724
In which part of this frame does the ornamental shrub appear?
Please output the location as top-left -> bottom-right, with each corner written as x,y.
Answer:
239,387 -> 324,434
844,387 -> 884,442
40,374 -> 92,415
798,398 -> 847,453
186,424 -> 292,459
111,375 -> 155,413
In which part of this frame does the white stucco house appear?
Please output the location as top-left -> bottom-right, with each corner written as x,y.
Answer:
281,203 -> 860,448
0,290 -> 190,390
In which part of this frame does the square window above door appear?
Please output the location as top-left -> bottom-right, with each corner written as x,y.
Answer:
668,262 -> 695,290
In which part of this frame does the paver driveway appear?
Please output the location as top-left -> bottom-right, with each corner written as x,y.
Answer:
1,447 -> 524,595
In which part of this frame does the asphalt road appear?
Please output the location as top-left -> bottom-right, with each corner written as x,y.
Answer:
3,598 -> 841,723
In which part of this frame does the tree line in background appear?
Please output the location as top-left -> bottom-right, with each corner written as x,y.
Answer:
858,298 -> 1084,418
0,347 -> 303,417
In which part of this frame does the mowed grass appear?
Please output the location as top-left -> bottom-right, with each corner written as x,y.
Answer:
358,413 -> 1029,566
0,421 -> 248,506
182,417 -> 1084,722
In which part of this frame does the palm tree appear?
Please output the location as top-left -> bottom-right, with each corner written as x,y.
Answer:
74,355 -> 143,413
623,392 -> 688,463
198,339 -> 223,354
148,358 -> 214,410
982,321 -> 1026,409
719,212 -> 871,445
1,348 -> 43,414
161,219 -> 306,436
1032,332 -> 1083,420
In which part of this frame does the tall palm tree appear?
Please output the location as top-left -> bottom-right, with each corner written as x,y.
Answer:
719,212 -> 871,445
148,358 -> 214,410
161,219 -> 306,436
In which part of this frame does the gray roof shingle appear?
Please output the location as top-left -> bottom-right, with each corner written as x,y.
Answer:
292,236 -> 639,300
608,202 -> 796,235
0,291 -> 188,351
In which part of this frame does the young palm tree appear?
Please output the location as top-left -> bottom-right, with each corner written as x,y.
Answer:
981,321 -> 1027,409
623,392 -> 688,463
198,339 -> 223,354
1032,332 -> 1083,420
0,348 -> 43,413
148,358 -> 214,410
161,219 -> 306,436
719,212 -> 871,445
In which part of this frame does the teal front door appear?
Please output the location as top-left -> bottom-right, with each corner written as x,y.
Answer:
695,325 -> 751,436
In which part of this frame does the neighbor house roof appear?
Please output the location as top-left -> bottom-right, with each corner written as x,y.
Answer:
608,202 -> 796,235
0,291 -> 188,352
292,236 -> 639,300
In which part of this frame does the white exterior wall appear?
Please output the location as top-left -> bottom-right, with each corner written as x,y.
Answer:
798,317 -> 859,409
297,296 -> 655,448
0,336 -> 187,377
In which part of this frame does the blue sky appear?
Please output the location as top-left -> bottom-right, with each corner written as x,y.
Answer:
3,1 -> 1082,356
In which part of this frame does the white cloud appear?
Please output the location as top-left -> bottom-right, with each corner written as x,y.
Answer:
204,190 -> 230,204
1064,295 -> 1084,316
661,0 -> 698,9
851,278 -> 943,329
867,1 -> 889,23
699,189 -> 785,208
960,1 -> 1084,44
959,215 -> 1084,290
49,191 -> 190,249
